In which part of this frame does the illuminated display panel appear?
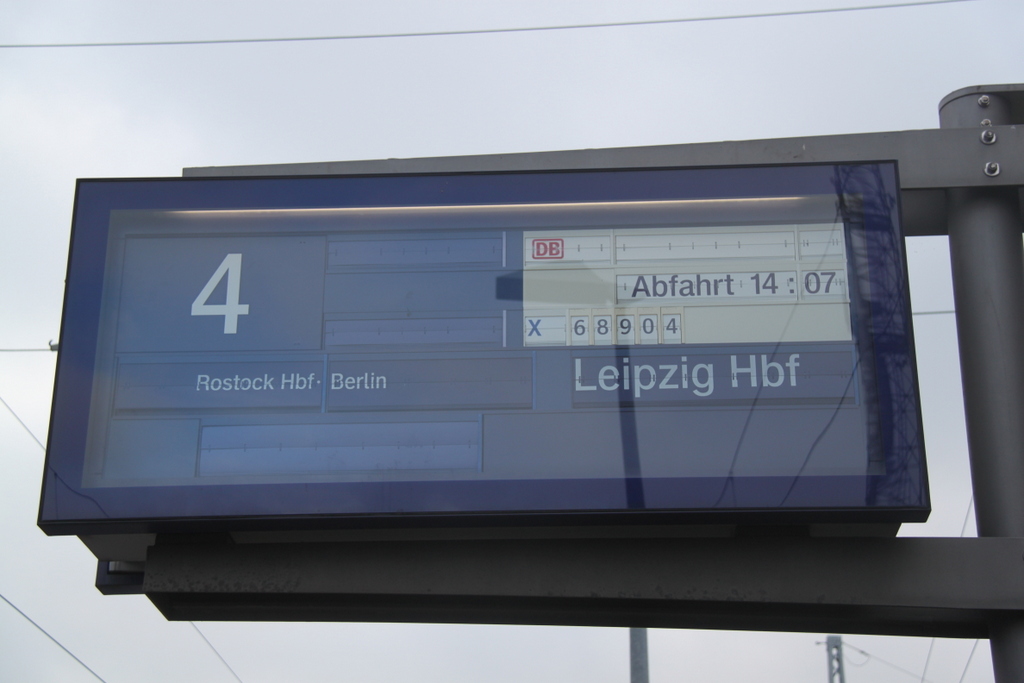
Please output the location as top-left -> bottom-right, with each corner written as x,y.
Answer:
39,164 -> 928,533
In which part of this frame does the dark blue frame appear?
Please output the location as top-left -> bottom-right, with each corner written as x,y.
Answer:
38,163 -> 929,534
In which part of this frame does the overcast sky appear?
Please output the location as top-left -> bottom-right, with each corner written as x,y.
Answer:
1,0 -> 1022,681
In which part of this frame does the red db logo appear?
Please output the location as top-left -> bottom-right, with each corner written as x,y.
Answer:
532,238 -> 564,259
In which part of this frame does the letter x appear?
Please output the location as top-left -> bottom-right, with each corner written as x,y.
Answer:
528,319 -> 542,336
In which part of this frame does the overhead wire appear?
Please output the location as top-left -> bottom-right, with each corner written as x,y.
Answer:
959,496 -> 975,537
842,641 -> 936,683
0,0 -> 976,49
0,591 -> 108,682
842,644 -> 871,666
190,623 -> 245,683
1,386 -> 113,517
957,639 -> 981,683
0,391 -> 240,681
0,391 -> 46,450
919,639 -> 935,683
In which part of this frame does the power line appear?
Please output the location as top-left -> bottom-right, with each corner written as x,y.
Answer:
190,623 -> 245,683
0,591 -> 108,683
959,496 -> 975,538
842,641 -> 936,683
919,639 -> 935,683
1,393 -> 237,679
0,340 -> 58,352
0,391 -> 46,450
958,639 -> 980,683
1,386 -> 115,518
0,401 -> 108,682
0,0 -> 975,49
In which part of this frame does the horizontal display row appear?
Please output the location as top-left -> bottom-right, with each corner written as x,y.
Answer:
523,227 -> 846,265
524,311 -> 683,346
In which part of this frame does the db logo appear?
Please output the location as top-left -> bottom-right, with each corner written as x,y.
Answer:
532,238 -> 564,259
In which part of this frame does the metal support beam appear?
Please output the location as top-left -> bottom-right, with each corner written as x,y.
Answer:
184,126 -> 1024,238
942,85 -> 1024,683
183,127 -> 1024,192
143,536 -> 1024,639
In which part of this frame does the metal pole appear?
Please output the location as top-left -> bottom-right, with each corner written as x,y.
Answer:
940,87 -> 1024,681
630,628 -> 649,683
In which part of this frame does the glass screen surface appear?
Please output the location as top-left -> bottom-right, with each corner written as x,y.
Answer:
39,164 -> 928,531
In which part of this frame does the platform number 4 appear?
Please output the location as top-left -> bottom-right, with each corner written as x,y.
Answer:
191,253 -> 250,334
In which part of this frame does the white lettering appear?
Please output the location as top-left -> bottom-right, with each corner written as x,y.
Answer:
786,354 -> 801,386
633,365 -> 657,398
731,354 -> 757,388
693,363 -> 714,396
658,364 -> 679,389
575,359 -> 597,391
761,355 -> 785,388
330,371 -> 388,390
598,365 -> 619,390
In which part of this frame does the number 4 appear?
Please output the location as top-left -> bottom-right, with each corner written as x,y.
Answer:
191,253 -> 250,334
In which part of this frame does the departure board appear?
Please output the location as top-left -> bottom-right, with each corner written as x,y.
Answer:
39,163 -> 929,533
